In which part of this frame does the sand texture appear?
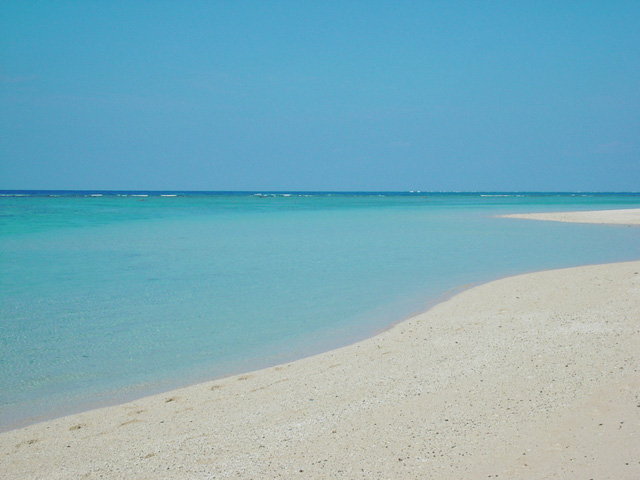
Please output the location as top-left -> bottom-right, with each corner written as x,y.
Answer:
502,208 -> 640,225
1,259 -> 639,479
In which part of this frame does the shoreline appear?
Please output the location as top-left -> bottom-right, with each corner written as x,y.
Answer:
2,209 -> 639,478
1,260 -> 638,478
0,282 -> 480,435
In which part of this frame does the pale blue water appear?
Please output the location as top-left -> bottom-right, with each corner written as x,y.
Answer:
1,192 -> 640,431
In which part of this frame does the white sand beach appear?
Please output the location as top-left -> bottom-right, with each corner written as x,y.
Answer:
502,208 -> 640,225
1,213 -> 639,479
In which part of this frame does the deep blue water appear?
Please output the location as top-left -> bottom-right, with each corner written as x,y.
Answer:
1,191 -> 639,431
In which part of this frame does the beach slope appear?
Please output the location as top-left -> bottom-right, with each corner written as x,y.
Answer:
1,258 -> 639,478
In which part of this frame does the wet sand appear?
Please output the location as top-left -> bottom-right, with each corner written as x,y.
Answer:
1,213 -> 639,479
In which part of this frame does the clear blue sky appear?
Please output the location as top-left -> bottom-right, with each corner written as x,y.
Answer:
1,1 -> 638,191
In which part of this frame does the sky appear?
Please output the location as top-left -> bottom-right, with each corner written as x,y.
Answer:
1,1 -> 639,191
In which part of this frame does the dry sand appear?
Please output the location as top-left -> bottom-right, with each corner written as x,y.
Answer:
2,216 -> 639,479
502,208 -> 640,225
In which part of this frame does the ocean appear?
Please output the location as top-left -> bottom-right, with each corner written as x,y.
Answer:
1,191 -> 640,431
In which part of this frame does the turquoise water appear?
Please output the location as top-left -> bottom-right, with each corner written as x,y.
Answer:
1,192 -> 640,431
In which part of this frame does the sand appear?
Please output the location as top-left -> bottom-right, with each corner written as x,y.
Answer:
2,215 -> 639,479
502,208 -> 640,225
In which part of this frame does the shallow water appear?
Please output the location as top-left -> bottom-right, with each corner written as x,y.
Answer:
1,192 -> 639,430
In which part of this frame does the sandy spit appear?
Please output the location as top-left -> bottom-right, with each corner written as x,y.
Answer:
502,208 -> 640,225
1,258 -> 639,479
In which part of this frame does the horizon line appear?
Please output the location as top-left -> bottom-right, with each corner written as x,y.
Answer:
2,189 -> 640,196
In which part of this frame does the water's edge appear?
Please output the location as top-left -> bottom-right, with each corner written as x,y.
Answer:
4,257 -> 639,434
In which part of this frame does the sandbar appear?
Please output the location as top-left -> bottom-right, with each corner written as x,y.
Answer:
1,213 -> 639,478
502,208 -> 640,225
